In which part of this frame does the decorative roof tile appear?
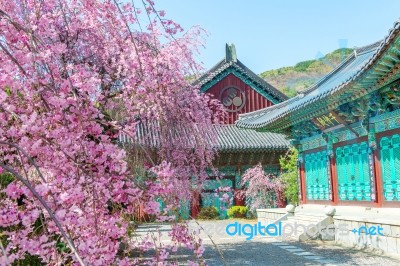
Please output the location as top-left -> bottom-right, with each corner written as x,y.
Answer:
119,122 -> 289,152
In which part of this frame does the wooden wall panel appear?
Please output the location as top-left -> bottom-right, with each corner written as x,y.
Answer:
206,73 -> 274,124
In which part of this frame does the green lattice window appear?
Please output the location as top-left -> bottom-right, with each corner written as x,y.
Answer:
304,150 -> 330,200
380,134 -> 400,201
335,141 -> 372,201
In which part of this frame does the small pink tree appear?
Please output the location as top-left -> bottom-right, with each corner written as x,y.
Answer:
0,0 -> 222,265
238,164 -> 284,212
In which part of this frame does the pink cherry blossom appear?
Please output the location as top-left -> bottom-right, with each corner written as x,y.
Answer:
239,164 -> 284,211
0,0 -> 221,264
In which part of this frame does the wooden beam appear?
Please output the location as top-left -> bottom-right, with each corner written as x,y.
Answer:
330,111 -> 360,137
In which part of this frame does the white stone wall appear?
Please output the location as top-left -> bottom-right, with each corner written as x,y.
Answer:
334,218 -> 400,255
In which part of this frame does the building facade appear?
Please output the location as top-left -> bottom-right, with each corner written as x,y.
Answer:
120,44 -> 290,219
237,21 -> 400,208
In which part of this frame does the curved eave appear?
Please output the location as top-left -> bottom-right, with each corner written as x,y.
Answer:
236,20 -> 400,132
216,147 -> 289,153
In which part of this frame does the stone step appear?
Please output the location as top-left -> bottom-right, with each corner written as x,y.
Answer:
280,214 -> 334,241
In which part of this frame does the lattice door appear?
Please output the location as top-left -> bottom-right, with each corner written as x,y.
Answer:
335,141 -> 372,201
380,134 -> 400,201
304,150 -> 329,200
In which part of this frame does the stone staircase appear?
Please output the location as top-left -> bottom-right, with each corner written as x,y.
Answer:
281,212 -> 334,241
257,205 -> 336,241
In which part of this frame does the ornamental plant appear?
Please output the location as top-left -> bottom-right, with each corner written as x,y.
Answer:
227,206 -> 248,218
238,164 -> 284,212
197,206 -> 219,220
0,1 -> 222,265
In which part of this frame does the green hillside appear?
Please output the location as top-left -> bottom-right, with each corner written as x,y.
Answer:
260,48 -> 353,97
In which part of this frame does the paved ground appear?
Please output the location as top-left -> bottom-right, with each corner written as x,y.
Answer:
134,220 -> 400,265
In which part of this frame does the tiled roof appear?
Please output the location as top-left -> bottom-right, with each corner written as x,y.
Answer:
236,19 -> 400,130
213,124 -> 289,151
119,122 -> 289,152
193,45 -> 288,103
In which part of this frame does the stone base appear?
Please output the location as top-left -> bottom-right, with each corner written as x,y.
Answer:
334,217 -> 400,255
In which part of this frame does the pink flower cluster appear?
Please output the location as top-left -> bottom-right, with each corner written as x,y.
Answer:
0,0 -> 221,264
239,164 -> 284,211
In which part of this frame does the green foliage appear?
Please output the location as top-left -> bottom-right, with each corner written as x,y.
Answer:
293,60 -> 315,72
197,206 -> 219,220
279,147 -> 299,205
12,254 -> 44,266
281,87 -> 297,98
325,48 -> 353,61
0,172 -> 15,190
227,206 -> 248,218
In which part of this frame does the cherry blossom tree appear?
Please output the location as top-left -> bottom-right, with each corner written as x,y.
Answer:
0,0 -> 222,265
238,164 -> 284,212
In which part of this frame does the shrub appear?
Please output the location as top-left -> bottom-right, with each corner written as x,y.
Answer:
197,206 -> 219,220
280,147 -> 299,205
227,206 -> 248,218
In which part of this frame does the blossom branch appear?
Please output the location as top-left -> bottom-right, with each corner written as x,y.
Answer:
0,163 -> 86,266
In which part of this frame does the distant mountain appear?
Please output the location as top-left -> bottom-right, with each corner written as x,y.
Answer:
259,48 -> 353,97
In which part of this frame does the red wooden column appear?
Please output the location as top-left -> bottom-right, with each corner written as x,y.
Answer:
329,156 -> 339,205
190,191 -> 201,218
373,147 -> 383,207
299,161 -> 307,204
234,192 -> 245,206
370,127 -> 382,207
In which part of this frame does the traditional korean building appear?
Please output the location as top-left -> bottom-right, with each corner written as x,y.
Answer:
120,44 -> 290,219
190,44 -> 289,217
237,21 -> 400,208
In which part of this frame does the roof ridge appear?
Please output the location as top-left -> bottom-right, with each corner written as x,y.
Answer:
354,40 -> 382,55
193,58 -> 228,86
299,40 -> 382,95
236,18 -> 400,130
237,94 -> 299,120
193,48 -> 288,102
236,60 -> 288,100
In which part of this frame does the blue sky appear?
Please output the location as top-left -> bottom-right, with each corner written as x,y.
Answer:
155,0 -> 400,74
